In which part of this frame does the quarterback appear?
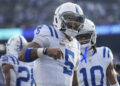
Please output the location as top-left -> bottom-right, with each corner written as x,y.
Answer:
19,2 -> 85,86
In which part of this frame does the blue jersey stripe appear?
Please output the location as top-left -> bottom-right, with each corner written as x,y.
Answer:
19,36 -> 23,51
53,27 -> 58,38
9,55 -> 16,64
9,55 -> 19,65
45,24 -> 54,37
12,55 -> 19,65
103,47 -> 106,58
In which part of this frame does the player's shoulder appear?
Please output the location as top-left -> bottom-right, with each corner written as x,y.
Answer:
96,46 -> 113,59
97,46 -> 111,50
97,46 -> 112,54
1,54 -> 19,65
34,24 -> 60,38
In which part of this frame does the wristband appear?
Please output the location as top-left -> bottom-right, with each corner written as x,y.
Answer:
24,48 -> 33,62
37,48 -> 44,58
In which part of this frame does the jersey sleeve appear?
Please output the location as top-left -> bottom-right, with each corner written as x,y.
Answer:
102,46 -> 113,67
104,47 -> 113,61
1,54 -> 19,66
108,48 -> 113,61
32,24 -> 52,47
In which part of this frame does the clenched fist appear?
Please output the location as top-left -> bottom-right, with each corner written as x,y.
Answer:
46,48 -> 64,60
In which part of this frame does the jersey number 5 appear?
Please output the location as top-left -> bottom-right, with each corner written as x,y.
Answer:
63,49 -> 74,76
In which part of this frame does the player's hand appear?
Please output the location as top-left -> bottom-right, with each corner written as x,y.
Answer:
46,48 -> 64,60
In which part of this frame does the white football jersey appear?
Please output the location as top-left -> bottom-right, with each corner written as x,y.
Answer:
77,47 -> 113,86
33,24 -> 81,86
1,54 -> 35,86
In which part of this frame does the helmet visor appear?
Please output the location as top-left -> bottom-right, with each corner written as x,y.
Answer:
60,11 -> 85,31
76,33 -> 92,44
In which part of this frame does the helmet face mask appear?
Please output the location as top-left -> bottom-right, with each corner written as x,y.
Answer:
76,32 -> 92,45
60,11 -> 85,30
53,2 -> 85,37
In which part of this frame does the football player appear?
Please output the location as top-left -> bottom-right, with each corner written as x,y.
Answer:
73,18 -> 119,86
18,2 -> 85,86
1,35 -> 35,86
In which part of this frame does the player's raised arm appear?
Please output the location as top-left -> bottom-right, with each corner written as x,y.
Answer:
18,25 -> 64,62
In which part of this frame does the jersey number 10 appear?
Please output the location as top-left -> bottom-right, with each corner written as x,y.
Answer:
80,66 -> 104,86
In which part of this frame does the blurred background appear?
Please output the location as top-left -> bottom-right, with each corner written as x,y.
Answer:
0,0 -> 120,85
0,0 -> 120,60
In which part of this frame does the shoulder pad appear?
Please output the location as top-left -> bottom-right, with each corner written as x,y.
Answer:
101,46 -> 113,59
34,24 -> 59,38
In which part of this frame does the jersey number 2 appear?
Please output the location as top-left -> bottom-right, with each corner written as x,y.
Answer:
17,67 -> 35,86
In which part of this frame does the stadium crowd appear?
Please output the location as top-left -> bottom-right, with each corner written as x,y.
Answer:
0,0 -> 119,28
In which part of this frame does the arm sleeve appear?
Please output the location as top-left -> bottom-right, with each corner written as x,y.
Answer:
1,55 -> 14,66
106,47 -> 113,63
104,47 -> 114,68
1,54 -> 18,66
